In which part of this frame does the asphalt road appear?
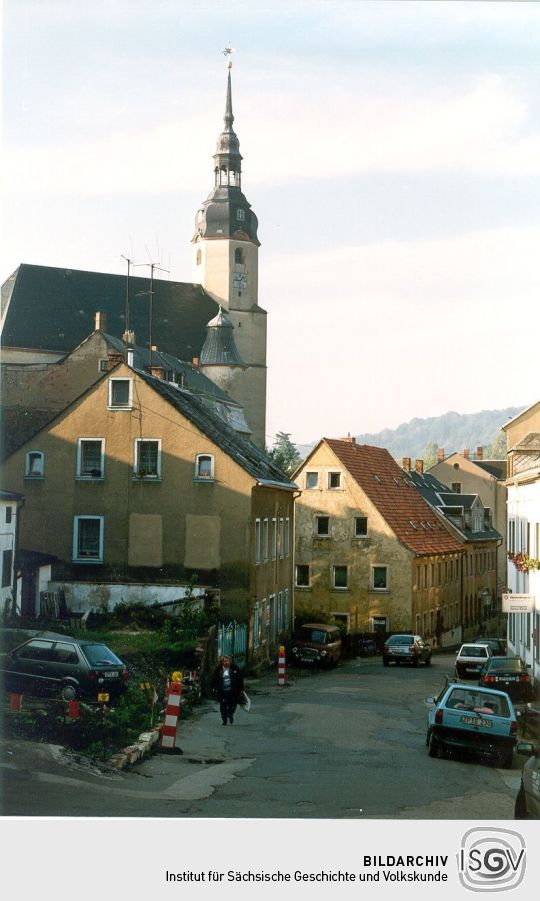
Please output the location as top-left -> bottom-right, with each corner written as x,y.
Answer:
0,653 -> 523,818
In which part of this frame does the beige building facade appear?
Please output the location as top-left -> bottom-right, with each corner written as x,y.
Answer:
1,362 -> 294,666
293,439 -> 464,642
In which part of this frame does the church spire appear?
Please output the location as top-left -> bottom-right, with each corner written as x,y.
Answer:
214,66 -> 242,190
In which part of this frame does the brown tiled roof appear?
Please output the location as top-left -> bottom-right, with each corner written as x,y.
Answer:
325,439 -> 464,556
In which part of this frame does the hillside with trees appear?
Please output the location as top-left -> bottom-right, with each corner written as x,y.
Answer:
296,406 -> 524,463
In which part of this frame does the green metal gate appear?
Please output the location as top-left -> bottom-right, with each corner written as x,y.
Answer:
218,621 -> 247,670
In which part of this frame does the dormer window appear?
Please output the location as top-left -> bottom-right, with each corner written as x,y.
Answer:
195,454 -> 214,481
236,209 -> 245,222
25,451 -> 44,478
108,378 -> 132,409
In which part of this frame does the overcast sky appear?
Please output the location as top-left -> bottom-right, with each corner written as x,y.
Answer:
2,0 -> 540,445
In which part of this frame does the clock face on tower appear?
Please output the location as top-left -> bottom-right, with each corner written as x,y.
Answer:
233,272 -> 247,290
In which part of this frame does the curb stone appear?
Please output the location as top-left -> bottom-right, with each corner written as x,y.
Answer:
108,724 -> 162,770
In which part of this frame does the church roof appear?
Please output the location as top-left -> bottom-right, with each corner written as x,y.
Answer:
1,263 -> 219,358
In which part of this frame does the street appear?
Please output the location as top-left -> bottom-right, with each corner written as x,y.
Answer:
0,653 -> 522,818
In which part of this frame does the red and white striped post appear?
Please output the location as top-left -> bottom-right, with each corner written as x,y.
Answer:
277,645 -> 286,685
160,679 -> 182,751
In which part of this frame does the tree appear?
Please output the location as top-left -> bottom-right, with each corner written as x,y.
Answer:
267,431 -> 301,476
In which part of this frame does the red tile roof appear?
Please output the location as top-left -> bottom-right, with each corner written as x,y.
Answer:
325,439 -> 464,556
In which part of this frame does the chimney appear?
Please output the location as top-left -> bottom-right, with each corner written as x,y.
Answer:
402,457 -> 411,472
106,351 -> 123,370
437,448 -> 444,463
463,448 -> 470,459
150,365 -> 166,380
415,459 -> 424,474
340,434 -> 356,444
476,446 -> 484,461
123,329 -> 135,346
95,310 -> 108,333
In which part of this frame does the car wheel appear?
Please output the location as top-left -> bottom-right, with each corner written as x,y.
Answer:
514,783 -> 529,819
428,732 -> 442,758
60,683 -> 78,701
496,748 -> 514,769
383,657 -> 389,667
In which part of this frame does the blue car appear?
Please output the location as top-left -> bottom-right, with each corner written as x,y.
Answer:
425,683 -> 518,768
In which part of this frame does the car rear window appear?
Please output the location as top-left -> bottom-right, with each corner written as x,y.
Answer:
460,646 -> 488,657
82,644 -> 123,666
487,658 -> 521,671
388,636 -> 413,645
447,688 -> 510,718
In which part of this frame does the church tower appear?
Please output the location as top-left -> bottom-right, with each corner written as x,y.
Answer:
192,62 -> 267,449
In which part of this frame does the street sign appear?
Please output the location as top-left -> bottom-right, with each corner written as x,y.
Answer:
502,593 -> 535,613
97,692 -> 110,702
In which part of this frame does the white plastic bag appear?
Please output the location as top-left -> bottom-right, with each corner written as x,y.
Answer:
240,692 -> 251,712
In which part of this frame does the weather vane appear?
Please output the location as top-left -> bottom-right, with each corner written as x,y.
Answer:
222,44 -> 235,69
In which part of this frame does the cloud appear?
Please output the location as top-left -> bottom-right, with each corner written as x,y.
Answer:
4,74 -> 540,198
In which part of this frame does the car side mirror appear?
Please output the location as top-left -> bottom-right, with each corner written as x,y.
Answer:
516,741 -> 537,758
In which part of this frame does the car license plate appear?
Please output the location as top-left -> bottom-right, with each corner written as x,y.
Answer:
104,671 -> 119,678
396,648 -> 408,653
500,676 -> 517,682
460,715 -> 491,727
466,666 -> 480,672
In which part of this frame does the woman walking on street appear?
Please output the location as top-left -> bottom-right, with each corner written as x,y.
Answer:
211,655 -> 244,725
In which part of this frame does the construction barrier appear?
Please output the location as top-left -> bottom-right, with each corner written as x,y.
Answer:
9,693 -> 23,711
160,680 -> 182,750
278,645 -> 286,685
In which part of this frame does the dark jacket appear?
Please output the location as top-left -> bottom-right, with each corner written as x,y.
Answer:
211,662 -> 244,702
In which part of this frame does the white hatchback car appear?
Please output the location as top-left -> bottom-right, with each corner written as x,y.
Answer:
455,643 -> 492,680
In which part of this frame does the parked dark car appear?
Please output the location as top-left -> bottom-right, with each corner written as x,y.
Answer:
426,683 -> 517,768
478,656 -> 533,704
474,637 -> 507,656
0,635 -> 129,700
382,634 -> 431,667
290,623 -> 342,667
515,740 -> 540,819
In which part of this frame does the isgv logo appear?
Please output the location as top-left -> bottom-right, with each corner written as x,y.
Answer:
458,828 -> 526,892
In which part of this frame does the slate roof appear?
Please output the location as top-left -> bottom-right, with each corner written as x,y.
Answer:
324,439 -> 464,556
1,264 -> 219,358
408,471 -> 501,543
475,460 -> 507,479
136,369 -> 296,489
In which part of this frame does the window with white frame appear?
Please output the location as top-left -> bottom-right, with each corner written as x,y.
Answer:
236,209 -> 245,221
195,454 -> 214,480
328,472 -> 341,489
269,594 -> 275,638
108,378 -> 132,409
315,515 -> 330,537
134,439 -> 161,479
277,591 -> 283,631
271,518 -> 277,560
284,589 -> 289,627
255,519 -> 261,564
372,565 -> 389,591
279,517 -> 284,557
354,516 -> 368,537
262,518 -> 269,561
99,359 -> 109,373
296,564 -> 310,587
77,439 -> 104,479
260,598 -> 267,641
284,517 -> 290,556
333,565 -> 348,589
25,451 -> 44,478
73,516 -> 104,562
451,482 -> 461,494
306,472 -> 318,489
252,602 -> 259,648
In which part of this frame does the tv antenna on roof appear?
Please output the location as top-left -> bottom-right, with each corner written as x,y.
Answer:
133,261 -> 170,369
